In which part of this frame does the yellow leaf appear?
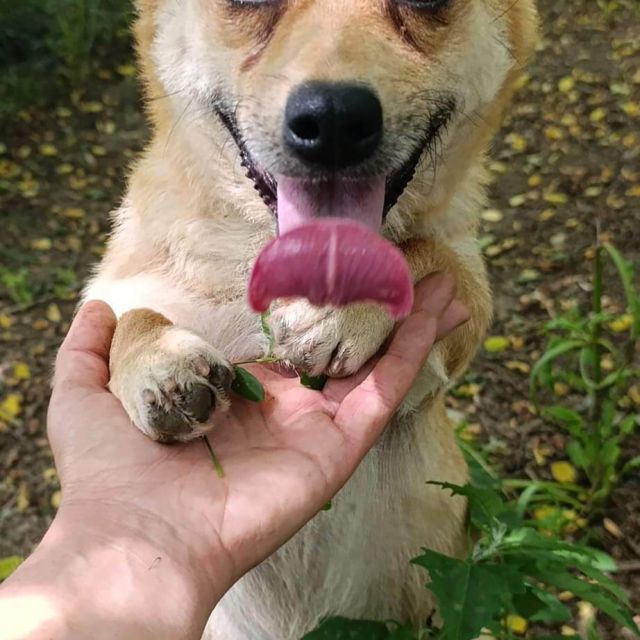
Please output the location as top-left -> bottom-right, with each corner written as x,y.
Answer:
0,556 -> 23,580
16,483 -> 29,512
31,237 -> 52,251
626,186 -> 640,197
507,133 -> 528,153
455,383 -> 482,398
13,362 -> 30,380
0,159 -> 20,178
481,209 -> 503,223
528,174 -> 542,187
561,625 -> 577,636
554,382 -> 570,397
628,385 -> 640,406
91,145 -> 107,157
622,101 -> 639,117
603,517 -> 623,539
544,126 -> 564,141
62,207 -> 85,219
551,461 -> 577,484
117,63 -> 136,77
589,107 -> 607,123
0,315 -> 14,329
505,360 -> 530,375
534,505 -> 559,521
509,194 -> 527,207
39,143 -> 58,157
558,76 -> 575,93
543,192 -> 569,205
484,336 -> 510,353
51,490 -> 62,510
505,615 -> 528,635
56,163 -> 74,175
0,393 -> 22,420
42,467 -> 58,483
46,303 -> 62,323
608,313 -> 633,333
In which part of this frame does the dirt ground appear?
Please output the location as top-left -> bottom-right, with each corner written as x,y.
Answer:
0,0 -> 638,635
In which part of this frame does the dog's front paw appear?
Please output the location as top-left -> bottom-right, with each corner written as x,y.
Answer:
110,328 -> 233,443
269,301 -> 394,377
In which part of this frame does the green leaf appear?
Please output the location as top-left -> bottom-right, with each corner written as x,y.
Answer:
526,565 -> 639,633
622,455 -> 640,476
302,618 -> 400,639
260,311 -> 274,351
530,339 -> 583,396
541,406 -> 585,437
602,243 -> 640,335
456,433 -> 502,490
0,555 -> 23,580
300,373 -> 328,391
231,366 -> 265,402
566,440 -> 589,470
512,584 -> 571,623
430,482 -> 518,530
620,414 -> 638,437
412,552 -> 511,640
600,438 -> 621,468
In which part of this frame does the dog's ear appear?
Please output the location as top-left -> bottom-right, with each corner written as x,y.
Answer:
508,0 -> 540,66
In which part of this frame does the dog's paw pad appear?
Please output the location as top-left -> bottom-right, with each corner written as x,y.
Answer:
145,382 -> 215,441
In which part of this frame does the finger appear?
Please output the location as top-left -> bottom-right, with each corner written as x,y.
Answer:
323,273 -> 459,404
53,300 -> 117,390
334,273 -> 457,451
435,298 -> 469,341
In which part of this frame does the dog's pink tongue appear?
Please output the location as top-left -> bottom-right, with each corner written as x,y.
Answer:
248,219 -> 413,319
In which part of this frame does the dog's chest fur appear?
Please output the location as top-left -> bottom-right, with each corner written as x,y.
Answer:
206,416 -> 468,640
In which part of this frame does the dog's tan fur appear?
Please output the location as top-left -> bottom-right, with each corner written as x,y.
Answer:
84,1 -> 537,636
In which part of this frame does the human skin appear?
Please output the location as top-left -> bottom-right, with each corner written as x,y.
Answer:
0,273 -> 467,640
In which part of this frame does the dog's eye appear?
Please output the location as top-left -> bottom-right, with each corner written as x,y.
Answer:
400,0 -> 450,9
227,0 -> 275,5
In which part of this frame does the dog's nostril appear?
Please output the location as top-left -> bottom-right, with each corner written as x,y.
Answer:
290,115 -> 321,142
284,82 -> 383,170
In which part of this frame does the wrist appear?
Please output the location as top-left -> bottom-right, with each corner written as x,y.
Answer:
0,500 -> 229,639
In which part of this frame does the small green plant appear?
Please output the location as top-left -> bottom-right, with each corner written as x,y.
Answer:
531,242 -> 639,512
303,454 -> 640,640
0,267 -> 34,305
0,0 -> 132,112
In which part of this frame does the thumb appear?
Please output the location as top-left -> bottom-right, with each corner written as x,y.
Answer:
53,300 -> 117,391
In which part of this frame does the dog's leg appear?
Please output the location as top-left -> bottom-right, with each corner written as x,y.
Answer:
269,235 -> 491,389
108,308 -> 234,442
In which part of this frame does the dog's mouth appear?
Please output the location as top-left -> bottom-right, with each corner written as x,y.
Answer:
215,103 -> 454,233
215,104 -> 454,317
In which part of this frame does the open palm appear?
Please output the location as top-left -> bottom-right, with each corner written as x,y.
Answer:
48,274 -> 466,592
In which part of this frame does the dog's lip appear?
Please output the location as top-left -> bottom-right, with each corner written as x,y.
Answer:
214,103 -> 453,218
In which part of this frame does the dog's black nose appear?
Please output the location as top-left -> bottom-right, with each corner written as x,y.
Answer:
284,82 -> 383,170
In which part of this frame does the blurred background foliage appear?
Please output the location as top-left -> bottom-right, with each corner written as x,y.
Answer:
0,0 -> 133,114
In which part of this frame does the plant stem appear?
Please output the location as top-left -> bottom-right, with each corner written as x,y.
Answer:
590,233 -> 605,495
203,436 -> 225,478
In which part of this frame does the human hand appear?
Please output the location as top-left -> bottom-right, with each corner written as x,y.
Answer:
1,273 -> 467,640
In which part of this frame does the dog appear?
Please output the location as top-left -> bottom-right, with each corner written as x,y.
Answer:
84,1 -> 538,637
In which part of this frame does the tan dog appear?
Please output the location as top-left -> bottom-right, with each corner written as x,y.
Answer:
85,1 -> 538,637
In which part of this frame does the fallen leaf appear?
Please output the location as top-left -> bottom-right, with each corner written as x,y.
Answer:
16,482 -> 29,512
13,362 -> 30,380
484,336 -> 510,353
609,313 -> 633,332
505,615 -> 528,635
46,304 -> 62,323
551,461 -> 578,484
